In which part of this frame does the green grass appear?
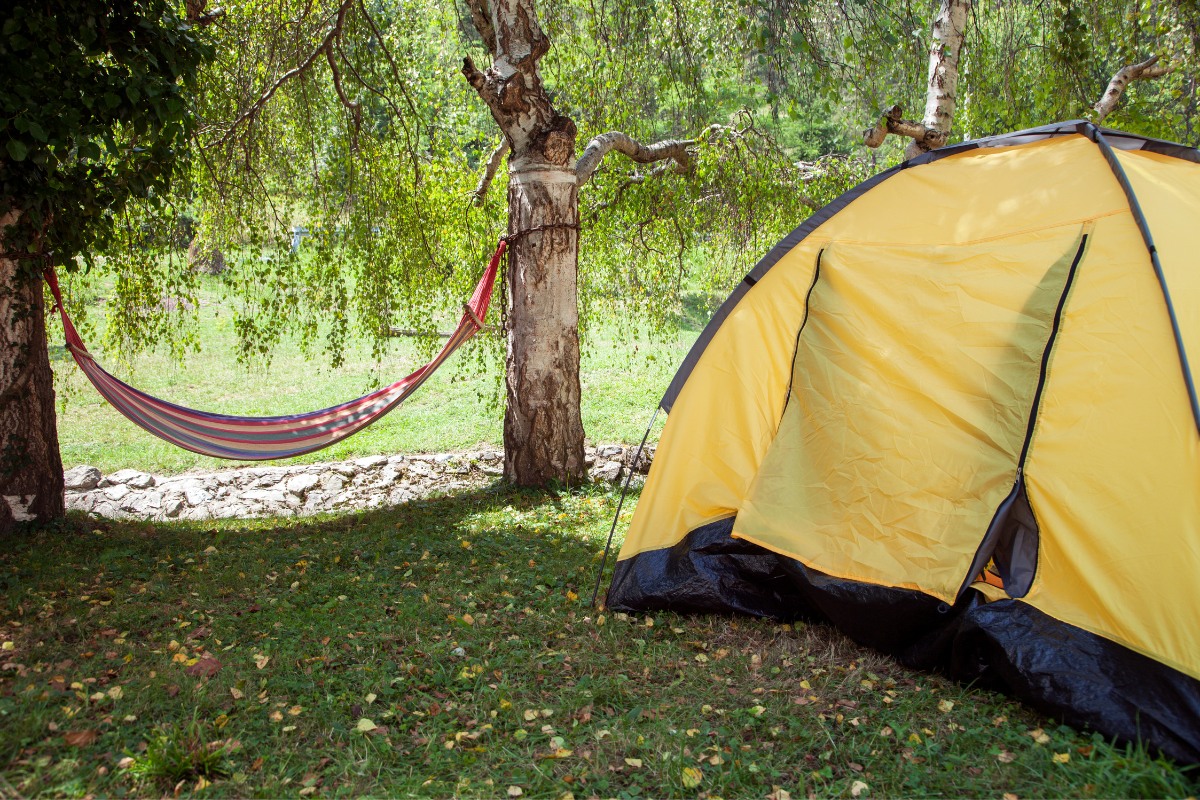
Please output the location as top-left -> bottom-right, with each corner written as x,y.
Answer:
51,273 -> 697,475
1,487 -> 1193,798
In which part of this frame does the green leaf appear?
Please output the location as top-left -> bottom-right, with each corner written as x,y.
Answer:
6,138 -> 28,161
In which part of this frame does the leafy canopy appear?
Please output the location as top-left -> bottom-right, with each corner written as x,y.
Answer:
0,0 -> 211,272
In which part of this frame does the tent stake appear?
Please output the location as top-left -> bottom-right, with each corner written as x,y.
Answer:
590,406 -> 660,608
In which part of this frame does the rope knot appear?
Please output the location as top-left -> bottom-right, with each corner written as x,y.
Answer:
500,221 -> 579,244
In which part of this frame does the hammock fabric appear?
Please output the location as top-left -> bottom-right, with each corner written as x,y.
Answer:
43,240 -> 506,461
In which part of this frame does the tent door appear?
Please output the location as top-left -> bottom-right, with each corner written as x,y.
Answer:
958,230 -> 1091,600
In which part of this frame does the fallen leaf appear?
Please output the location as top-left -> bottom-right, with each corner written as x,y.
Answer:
117,756 -> 135,769
253,654 -> 270,670
269,710 -> 283,722
64,730 -> 99,747
523,709 -> 539,721
365,693 -> 377,705
766,790 -> 792,800
289,705 -> 303,716
681,765 -> 703,788
1028,728 -> 1051,745
937,699 -> 954,713
230,687 -> 244,700
851,780 -> 869,797
996,750 -> 1016,764
1002,794 -> 1019,800
355,718 -> 378,733
186,657 -> 222,679
1052,752 -> 1070,764
624,758 -> 643,768
165,684 -> 180,698
507,786 -> 523,797
107,686 -> 123,700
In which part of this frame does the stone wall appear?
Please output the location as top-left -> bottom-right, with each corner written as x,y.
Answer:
63,445 -> 655,522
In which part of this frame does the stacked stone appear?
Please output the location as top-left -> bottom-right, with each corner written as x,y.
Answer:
63,444 -> 655,522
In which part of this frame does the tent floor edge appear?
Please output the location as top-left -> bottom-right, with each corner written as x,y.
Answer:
608,522 -> 1200,765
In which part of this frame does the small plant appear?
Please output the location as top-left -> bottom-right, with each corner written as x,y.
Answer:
127,719 -> 232,787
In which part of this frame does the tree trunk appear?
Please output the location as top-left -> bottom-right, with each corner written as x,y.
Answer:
503,167 -> 586,485
463,0 -> 588,486
0,213 -> 65,533
907,0 -> 971,159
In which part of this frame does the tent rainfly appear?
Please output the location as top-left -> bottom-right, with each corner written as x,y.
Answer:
606,121 -> 1200,763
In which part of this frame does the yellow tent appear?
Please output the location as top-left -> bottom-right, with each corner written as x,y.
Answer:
606,121 -> 1200,763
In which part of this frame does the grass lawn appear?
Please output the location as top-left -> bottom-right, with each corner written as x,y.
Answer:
51,272 -> 693,476
0,485 -> 1193,798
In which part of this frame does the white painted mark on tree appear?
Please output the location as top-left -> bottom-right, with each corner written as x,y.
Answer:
3,495 -> 36,521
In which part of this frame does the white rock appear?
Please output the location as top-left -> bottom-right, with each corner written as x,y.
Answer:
163,497 -> 185,517
354,455 -> 388,469
286,473 -> 320,497
333,463 -> 358,477
183,486 -> 210,506
240,489 -> 286,504
103,484 -> 130,501
129,492 -> 162,515
592,462 -> 623,482
64,465 -> 102,491
320,473 -> 346,493
107,468 -> 155,488
408,461 -> 434,478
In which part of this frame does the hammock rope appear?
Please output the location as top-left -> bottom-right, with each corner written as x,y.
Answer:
43,240 -> 506,461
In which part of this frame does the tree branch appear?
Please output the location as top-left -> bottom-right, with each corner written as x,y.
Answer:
211,0 -> 355,149
464,0 -> 497,58
471,139 -> 510,205
575,132 -> 695,186
1093,55 -> 1173,123
861,105 -> 948,152
325,44 -> 362,130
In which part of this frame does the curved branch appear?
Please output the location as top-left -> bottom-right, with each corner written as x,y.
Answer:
325,45 -> 362,130
211,0 -> 355,148
861,105 -> 948,152
471,139 -> 510,205
575,132 -> 695,187
1093,55 -> 1172,123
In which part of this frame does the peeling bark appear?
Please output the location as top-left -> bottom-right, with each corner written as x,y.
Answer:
0,213 -> 64,534
503,170 -> 586,485
1093,55 -> 1172,123
863,0 -> 970,158
462,0 -> 704,485
910,0 -> 970,158
463,0 -> 586,485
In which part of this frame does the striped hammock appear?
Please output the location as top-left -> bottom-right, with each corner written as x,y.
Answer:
44,241 -> 505,461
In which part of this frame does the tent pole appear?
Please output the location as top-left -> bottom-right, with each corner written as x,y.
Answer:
589,406 -> 660,608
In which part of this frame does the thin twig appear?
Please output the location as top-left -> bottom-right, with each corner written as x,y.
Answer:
471,140 -> 510,205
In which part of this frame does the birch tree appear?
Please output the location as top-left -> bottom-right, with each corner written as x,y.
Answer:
461,0 -> 709,486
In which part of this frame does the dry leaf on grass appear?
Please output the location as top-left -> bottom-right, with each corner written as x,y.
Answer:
186,657 -> 221,678
64,730 -> 99,747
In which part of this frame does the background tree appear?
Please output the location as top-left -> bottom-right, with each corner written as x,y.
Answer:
0,0 -> 210,533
